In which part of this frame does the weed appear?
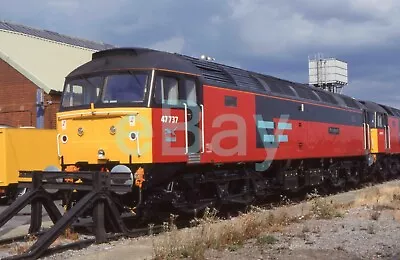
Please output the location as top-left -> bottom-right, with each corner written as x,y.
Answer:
228,243 -> 243,252
355,186 -> 400,210
257,234 -> 278,245
306,188 -> 321,201
62,228 -> 79,240
11,235 -> 36,255
312,226 -> 321,234
310,198 -> 342,219
367,223 -> 375,234
335,245 -> 345,251
302,225 -> 310,233
152,206 -> 295,259
370,210 -> 381,221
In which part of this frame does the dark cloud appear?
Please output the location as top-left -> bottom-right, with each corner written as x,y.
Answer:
1,0 -> 400,108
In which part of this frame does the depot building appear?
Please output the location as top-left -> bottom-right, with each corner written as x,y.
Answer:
0,21 -> 114,128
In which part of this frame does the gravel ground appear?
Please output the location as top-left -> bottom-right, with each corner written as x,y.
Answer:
1,182 -> 400,260
204,206 -> 400,260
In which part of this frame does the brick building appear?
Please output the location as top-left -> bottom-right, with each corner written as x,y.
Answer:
0,21 -> 114,129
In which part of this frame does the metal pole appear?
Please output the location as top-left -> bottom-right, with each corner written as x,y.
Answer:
29,172 -> 43,233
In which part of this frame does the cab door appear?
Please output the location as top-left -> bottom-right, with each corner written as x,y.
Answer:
370,112 -> 386,154
383,113 -> 391,152
181,77 -> 203,164
363,110 -> 371,152
151,72 -> 202,163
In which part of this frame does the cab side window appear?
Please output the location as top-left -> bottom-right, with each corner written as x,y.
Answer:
376,113 -> 384,128
155,76 -> 179,105
184,79 -> 197,106
368,113 -> 375,127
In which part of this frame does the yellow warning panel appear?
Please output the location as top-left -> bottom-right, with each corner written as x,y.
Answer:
370,128 -> 379,154
0,128 -> 59,187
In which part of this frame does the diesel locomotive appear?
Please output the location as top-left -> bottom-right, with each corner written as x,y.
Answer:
56,47 -> 400,217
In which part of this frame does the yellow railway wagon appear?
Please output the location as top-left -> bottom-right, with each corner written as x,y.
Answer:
0,127 -> 60,202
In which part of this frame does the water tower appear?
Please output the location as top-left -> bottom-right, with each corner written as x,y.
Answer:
308,53 -> 348,94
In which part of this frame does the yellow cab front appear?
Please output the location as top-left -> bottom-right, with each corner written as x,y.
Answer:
56,71 -> 153,167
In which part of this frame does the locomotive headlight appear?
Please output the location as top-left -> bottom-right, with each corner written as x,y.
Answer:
61,135 -> 68,144
98,149 -> 106,159
129,131 -> 137,141
110,125 -> 116,135
77,127 -> 84,136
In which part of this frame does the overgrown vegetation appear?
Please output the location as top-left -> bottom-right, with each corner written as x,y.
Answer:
151,207 -> 296,259
61,227 -> 79,241
355,185 -> 400,223
12,234 -> 36,255
310,197 -> 344,219
306,189 -> 344,219
150,184 -> 400,260
11,226 -> 80,256
257,234 -> 278,245
354,186 -> 400,210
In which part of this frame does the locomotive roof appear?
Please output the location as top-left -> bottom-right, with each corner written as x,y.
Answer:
66,47 -> 397,115
358,100 -> 387,113
66,47 -> 201,77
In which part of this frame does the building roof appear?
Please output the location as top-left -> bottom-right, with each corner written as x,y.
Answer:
0,21 -> 115,94
0,21 -> 114,51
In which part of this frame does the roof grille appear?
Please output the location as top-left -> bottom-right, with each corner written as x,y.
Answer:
181,55 -> 236,85
223,66 -> 264,91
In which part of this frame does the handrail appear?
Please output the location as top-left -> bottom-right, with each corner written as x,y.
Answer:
147,70 -> 155,107
362,123 -> 367,150
183,103 -> 188,154
58,111 -> 139,120
384,126 -> 387,149
367,124 -> 371,149
56,134 -> 61,158
136,132 -> 141,156
200,104 -> 205,153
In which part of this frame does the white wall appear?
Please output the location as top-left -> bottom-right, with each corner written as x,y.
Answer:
0,30 -> 96,93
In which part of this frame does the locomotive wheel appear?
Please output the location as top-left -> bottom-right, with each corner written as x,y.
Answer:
387,158 -> 398,178
377,159 -> 389,182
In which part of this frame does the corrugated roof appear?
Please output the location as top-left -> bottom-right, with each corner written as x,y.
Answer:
0,21 -> 115,50
0,21 -> 118,93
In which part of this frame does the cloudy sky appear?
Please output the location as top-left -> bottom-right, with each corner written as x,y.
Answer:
2,0 -> 400,107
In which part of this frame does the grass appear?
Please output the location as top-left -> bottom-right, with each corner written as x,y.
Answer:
150,189 -> 342,259
310,197 -> 344,219
61,227 -> 79,241
150,183 -> 400,260
367,223 -> 375,234
12,235 -> 36,255
151,207 -> 296,259
10,227 -> 80,256
370,210 -> 381,221
257,234 -> 278,245
354,185 -> 400,223
354,186 -> 400,209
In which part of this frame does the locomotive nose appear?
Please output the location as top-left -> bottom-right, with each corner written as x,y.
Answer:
57,108 -> 152,165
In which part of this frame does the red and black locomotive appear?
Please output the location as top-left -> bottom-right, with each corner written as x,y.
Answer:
57,47 -> 400,217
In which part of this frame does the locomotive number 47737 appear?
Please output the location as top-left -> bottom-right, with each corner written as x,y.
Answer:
161,115 -> 178,123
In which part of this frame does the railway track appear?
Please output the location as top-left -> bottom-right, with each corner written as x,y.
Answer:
0,170 -> 397,260
0,225 -> 166,260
